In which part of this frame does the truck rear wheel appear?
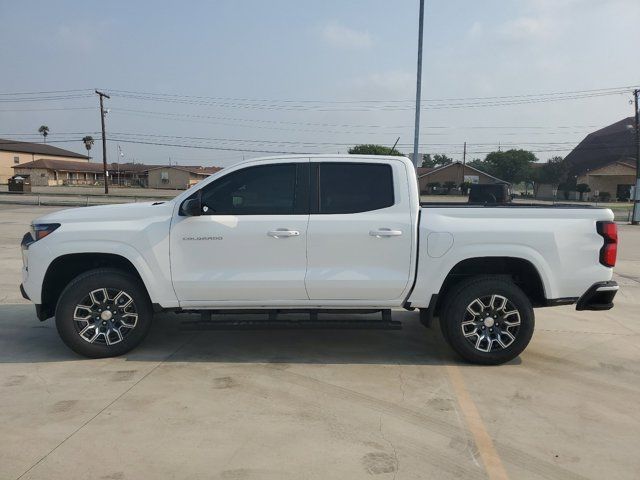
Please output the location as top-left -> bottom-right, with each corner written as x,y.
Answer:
55,269 -> 153,358
439,276 -> 534,365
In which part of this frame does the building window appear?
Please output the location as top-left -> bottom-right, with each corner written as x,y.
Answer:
160,171 -> 169,181
13,156 -> 19,164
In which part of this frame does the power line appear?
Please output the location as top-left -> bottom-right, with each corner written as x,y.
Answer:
2,130 -> 609,147
107,108 -> 602,137
0,104 -> 605,131
0,88 -> 92,96
106,90 -> 628,111
100,84 -> 638,104
3,136 -> 628,157
7,129 -> 634,152
0,94 -> 94,103
0,107 -> 94,113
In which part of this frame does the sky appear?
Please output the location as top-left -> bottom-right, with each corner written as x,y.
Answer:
0,0 -> 638,167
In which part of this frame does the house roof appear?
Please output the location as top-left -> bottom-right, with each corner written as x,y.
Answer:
145,165 -> 222,175
13,158 -> 106,173
13,159 -> 161,173
112,162 -> 162,173
564,117 -> 636,177
416,167 -> 435,176
0,138 -> 88,159
417,161 -> 510,184
13,159 -> 222,176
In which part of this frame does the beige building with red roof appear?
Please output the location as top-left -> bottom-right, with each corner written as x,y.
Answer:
0,138 -> 88,184
146,165 -> 222,189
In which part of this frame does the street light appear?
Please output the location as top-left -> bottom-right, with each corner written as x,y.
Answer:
631,89 -> 640,225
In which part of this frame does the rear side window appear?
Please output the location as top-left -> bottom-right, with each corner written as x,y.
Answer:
318,163 -> 394,214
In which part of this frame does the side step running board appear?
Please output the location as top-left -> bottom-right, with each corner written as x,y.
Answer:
180,309 -> 400,330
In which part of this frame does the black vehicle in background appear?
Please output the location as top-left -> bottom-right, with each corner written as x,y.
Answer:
468,183 -> 512,204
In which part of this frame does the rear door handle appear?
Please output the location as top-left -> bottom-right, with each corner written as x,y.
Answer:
268,229 -> 300,238
369,228 -> 403,238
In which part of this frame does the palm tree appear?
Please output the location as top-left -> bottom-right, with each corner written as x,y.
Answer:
82,135 -> 94,159
38,125 -> 49,143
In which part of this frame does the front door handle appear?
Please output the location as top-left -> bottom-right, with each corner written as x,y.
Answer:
268,229 -> 300,238
369,228 -> 403,238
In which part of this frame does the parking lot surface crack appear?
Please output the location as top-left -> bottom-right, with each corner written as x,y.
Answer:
379,415 -> 399,480
14,334 -> 195,480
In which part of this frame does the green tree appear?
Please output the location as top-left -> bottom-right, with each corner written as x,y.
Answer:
433,154 -> 453,167
38,125 -> 49,143
482,149 -> 537,184
443,180 -> 457,193
348,144 -> 403,156
534,156 -> 567,186
82,135 -> 94,159
460,181 -> 472,195
421,153 -> 453,168
531,156 -> 568,196
467,158 -> 486,171
421,154 -> 433,167
576,183 -> 591,201
426,181 -> 441,194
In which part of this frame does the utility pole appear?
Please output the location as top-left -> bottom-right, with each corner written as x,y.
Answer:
632,89 -> 640,225
412,0 -> 425,168
460,141 -> 467,186
95,90 -> 110,194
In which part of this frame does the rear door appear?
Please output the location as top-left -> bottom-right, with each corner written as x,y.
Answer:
305,160 -> 413,301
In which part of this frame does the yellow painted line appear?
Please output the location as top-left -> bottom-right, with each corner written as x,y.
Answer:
446,365 -> 509,480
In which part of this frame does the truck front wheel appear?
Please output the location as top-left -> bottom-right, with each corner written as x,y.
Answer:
439,276 -> 534,365
55,268 -> 153,358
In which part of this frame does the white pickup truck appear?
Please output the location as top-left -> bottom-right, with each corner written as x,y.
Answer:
20,155 -> 619,364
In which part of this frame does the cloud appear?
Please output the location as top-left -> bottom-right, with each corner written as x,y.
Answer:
498,16 -> 552,41
55,23 -> 102,53
351,71 -> 414,97
468,21 -> 484,39
321,22 -> 373,49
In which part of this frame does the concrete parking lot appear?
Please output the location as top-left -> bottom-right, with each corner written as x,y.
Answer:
1,204 -> 638,480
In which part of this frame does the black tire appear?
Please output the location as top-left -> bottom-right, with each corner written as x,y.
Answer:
55,268 -> 153,358
439,276 -> 534,365
418,308 -> 432,328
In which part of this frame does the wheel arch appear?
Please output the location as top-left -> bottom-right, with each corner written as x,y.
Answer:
432,256 -> 547,315
39,253 -> 148,321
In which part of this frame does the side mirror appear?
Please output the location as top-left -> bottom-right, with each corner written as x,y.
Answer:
180,197 -> 202,217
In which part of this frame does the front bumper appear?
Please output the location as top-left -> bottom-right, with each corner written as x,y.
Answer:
576,281 -> 619,311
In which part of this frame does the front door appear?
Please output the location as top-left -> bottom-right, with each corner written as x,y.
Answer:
305,161 -> 413,301
170,161 -> 310,302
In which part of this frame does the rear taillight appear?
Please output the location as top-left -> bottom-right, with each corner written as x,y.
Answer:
596,221 -> 617,267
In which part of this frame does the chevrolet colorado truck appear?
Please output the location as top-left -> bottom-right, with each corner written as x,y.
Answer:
20,155 -> 619,364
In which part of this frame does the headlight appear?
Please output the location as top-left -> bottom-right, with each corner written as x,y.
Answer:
30,223 -> 61,242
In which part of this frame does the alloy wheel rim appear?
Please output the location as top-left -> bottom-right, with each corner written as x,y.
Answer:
73,288 -> 138,345
461,294 -> 521,353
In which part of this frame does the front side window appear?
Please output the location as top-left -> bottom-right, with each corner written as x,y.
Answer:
318,163 -> 394,214
200,163 -> 297,215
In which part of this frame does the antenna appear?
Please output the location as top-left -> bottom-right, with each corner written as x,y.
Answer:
390,137 -> 400,153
